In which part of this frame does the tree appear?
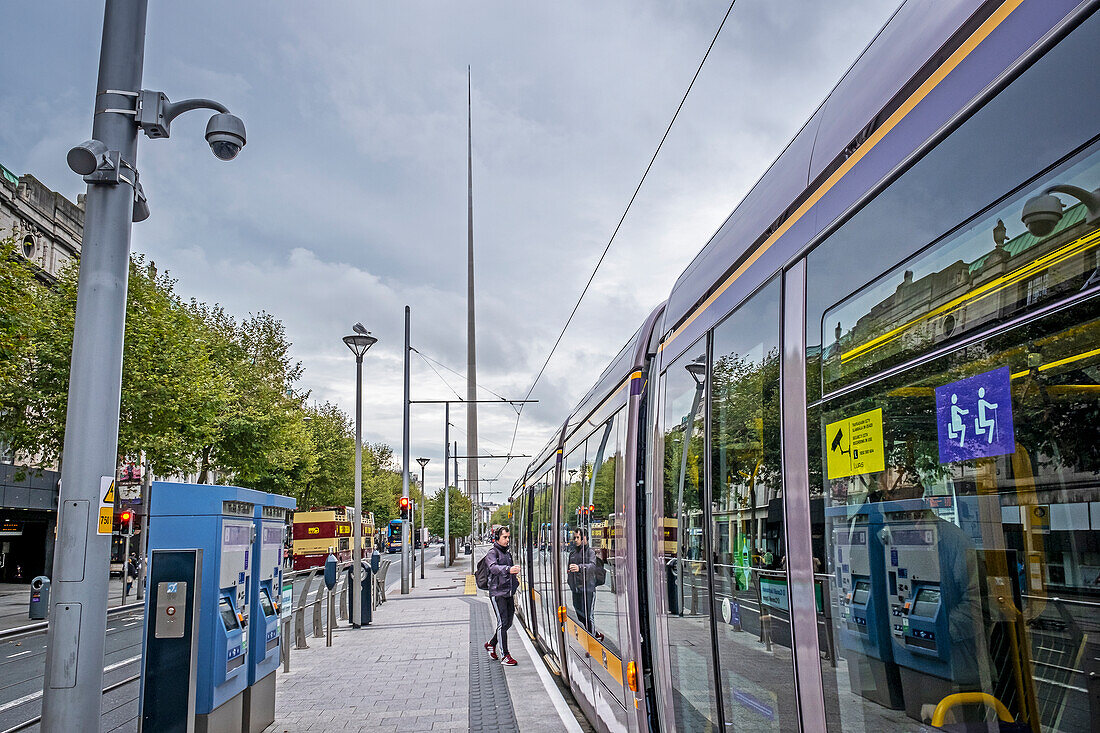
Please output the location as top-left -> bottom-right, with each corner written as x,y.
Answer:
489,503 -> 511,529
0,236 -> 48,460
426,487 -> 471,538
296,402 -> 354,509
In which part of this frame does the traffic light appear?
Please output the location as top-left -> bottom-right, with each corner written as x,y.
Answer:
120,510 -> 134,536
399,496 -> 410,520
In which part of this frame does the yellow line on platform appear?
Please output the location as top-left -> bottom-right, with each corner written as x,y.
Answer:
464,574 -> 477,595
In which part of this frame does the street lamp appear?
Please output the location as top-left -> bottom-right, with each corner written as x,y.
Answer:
344,324 -> 377,627
44,2 -> 248,726
416,457 -> 430,579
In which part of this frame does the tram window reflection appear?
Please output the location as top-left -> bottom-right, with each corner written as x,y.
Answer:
708,277 -> 798,730
660,345 -> 719,731
805,14 -> 1100,731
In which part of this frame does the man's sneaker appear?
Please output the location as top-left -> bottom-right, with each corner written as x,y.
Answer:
501,654 -> 518,666
484,642 -> 498,661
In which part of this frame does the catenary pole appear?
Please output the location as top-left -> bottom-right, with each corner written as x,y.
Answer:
42,1 -> 148,725
444,405 -> 450,566
401,306 -> 411,594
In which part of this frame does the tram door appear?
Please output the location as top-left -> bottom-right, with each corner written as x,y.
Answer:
533,472 -> 562,665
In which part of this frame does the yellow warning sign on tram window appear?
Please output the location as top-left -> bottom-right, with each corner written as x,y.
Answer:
826,408 -> 885,479
98,506 -> 114,535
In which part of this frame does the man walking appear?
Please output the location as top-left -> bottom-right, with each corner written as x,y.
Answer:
567,528 -> 601,639
484,527 -> 520,666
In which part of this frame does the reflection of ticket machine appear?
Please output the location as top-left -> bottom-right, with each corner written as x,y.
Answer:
144,482 -> 261,732
881,502 -> 982,722
829,504 -> 903,710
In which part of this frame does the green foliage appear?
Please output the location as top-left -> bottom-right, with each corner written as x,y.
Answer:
426,486 -> 471,537
489,503 -> 511,528
0,248 -> 402,506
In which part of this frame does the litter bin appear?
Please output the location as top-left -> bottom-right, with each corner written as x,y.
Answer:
29,576 -> 50,620
464,543 -> 472,556
345,561 -> 372,626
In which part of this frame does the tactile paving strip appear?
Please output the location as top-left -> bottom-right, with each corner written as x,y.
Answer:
463,597 -> 519,732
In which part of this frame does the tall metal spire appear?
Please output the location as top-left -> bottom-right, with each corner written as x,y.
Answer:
465,66 -> 480,545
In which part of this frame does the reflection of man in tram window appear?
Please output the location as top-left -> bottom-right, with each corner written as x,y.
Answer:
880,465 -> 990,691
568,528 -> 602,639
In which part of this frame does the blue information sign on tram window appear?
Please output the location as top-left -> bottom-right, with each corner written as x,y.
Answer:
935,366 -> 1015,463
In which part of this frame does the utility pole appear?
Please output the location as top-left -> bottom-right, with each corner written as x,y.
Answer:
401,306 -> 412,594
43,4 -> 248,723
465,66 -> 481,570
42,4 -> 147,724
444,406 -> 450,566
135,455 -> 151,601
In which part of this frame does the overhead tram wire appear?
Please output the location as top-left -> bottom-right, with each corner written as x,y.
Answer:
495,0 -> 740,481
410,347 -> 517,407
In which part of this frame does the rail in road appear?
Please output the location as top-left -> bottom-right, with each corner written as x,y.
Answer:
0,566 -> 407,732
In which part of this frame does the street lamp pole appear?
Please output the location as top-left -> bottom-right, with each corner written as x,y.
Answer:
416,458 -> 429,579
344,325 -> 377,627
43,1 -> 247,725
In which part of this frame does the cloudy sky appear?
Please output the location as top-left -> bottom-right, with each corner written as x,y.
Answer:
3,0 -> 898,500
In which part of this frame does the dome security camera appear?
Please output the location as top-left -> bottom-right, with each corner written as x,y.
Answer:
1021,192 -> 1063,238
205,113 -> 246,161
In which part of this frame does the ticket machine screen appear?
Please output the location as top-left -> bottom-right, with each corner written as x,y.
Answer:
910,588 -> 940,618
852,580 -> 871,606
218,597 -> 240,630
259,589 -> 275,617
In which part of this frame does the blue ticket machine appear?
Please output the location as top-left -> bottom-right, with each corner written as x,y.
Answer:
243,493 -> 296,733
882,503 -> 984,722
143,482 -> 262,733
829,503 -> 903,710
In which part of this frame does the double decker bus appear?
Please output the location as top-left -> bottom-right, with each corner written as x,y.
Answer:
291,507 -> 374,570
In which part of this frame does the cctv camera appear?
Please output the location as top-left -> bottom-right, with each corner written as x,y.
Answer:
1021,193 -> 1063,238
205,113 -> 246,161
67,139 -> 109,176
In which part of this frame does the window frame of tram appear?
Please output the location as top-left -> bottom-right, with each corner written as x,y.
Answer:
708,275 -> 799,731
803,12 -> 1100,732
561,410 -> 629,705
659,340 -> 719,731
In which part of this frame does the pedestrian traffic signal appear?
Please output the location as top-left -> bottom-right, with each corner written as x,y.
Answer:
399,496 -> 410,520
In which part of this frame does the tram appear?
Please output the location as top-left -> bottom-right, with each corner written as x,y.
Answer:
290,506 -> 374,570
509,2 -> 1100,732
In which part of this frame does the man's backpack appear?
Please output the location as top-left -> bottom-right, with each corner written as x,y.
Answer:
592,558 -> 607,586
475,555 -> 491,590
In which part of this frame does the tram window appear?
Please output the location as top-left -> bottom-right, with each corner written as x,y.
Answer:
709,277 -> 798,730
660,344 -> 718,731
805,9 -> 1100,404
814,298 -> 1100,732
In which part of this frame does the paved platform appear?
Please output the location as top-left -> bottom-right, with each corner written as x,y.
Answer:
269,545 -> 584,733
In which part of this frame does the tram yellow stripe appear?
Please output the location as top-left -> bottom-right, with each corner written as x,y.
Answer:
662,0 -> 1026,352
565,617 -> 624,685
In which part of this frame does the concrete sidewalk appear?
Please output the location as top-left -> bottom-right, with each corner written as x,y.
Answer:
269,545 -> 582,733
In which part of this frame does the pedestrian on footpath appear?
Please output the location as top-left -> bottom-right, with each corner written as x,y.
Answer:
484,526 -> 520,666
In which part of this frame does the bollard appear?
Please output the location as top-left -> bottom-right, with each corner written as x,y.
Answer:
282,618 -> 291,673
326,589 -> 334,647
312,584 -> 325,639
